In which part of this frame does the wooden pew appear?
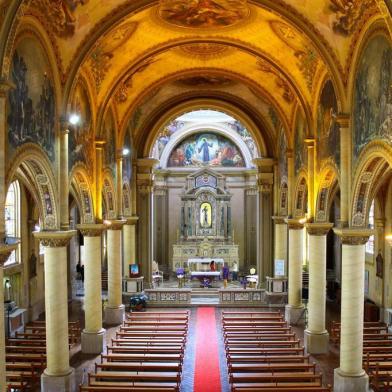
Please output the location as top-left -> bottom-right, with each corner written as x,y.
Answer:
80,383 -> 179,391
101,353 -> 183,364
232,385 -> 331,392
226,347 -> 306,356
228,354 -> 310,364
229,372 -> 323,384
228,362 -> 316,374
88,370 -> 181,384
225,340 -> 301,348
95,361 -> 182,373
6,345 -> 46,354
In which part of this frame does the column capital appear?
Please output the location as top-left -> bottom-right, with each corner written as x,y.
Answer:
252,157 -> 275,171
305,222 -> 333,236
304,138 -> 315,148
106,219 -> 126,230
272,216 -> 287,224
0,241 -> 20,266
124,216 -> 139,225
333,227 -> 374,245
336,113 -> 350,128
95,139 -> 106,149
0,79 -> 15,97
285,218 -> 305,230
286,148 -> 294,159
33,230 -> 76,247
136,158 -> 159,170
77,223 -> 106,237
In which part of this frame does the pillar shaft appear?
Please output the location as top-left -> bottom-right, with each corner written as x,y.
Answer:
107,225 -> 123,307
287,150 -> 294,217
287,225 -> 303,307
306,139 -> 315,218
116,155 -> 123,219
59,126 -> 69,230
34,231 -> 76,377
95,141 -> 105,221
123,218 -> 138,278
0,265 -> 5,392
273,218 -> 287,275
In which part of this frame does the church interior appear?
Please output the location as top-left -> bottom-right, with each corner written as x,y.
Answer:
1,0 -> 392,391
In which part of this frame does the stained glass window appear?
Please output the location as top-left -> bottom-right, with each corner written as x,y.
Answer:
4,181 -> 20,266
366,200 -> 375,255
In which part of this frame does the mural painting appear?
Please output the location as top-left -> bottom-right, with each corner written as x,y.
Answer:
159,0 -> 249,28
8,42 -> 56,162
278,125 -> 288,181
123,128 -> 133,182
317,80 -> 340,166
353,35 -> 392,161
168,133 -> 245,167
294,112 -> 307,172
103,111 -> 116,175
69,81 -> 94,172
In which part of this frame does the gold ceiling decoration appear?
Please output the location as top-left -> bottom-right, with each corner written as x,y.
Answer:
329,0 -> 376,35
158,0 -> 250,29
89,21 -> 138,92
270,21 -> 319,91
175,75 -> 234,87
29,0 -> 89,37
178,43 -> 230,59
114,57 -> 159,104
257,60 -> 294,103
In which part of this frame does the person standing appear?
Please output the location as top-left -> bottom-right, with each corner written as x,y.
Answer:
222,263 -> 229,288
232,260 -> 238,281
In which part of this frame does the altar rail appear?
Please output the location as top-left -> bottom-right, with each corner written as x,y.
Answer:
219,288 -> 267,306
145,289 -> 192,307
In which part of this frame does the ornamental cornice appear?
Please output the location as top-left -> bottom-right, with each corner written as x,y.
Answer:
124,216 -> 139,225
106,220 -> 126,230
285,218 -> 305,230
335,113 -> 350,128
305,222 -> 333,236
272,216 -> 287,225
33,230 -> 76,247
76,224 -> 106,237
333,228 -> 374,245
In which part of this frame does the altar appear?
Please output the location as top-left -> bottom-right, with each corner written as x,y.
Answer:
172,169 -> 239,272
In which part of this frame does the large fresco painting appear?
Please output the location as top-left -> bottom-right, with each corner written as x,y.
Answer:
168,133 -> 245,167
317,80 -> 340,166
103,110 -> 116,174
294,111 -> 307,172
7,39 -> 56,161
353,35 -> 392,161
159,0 -> 250,29
69,81 -> 94,173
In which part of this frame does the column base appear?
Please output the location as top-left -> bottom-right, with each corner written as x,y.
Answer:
41,367 -> 75,392
105,304 -> 125,325
81,328 -> 106,354
285,304 -> 305,325
304,329 -> 329,354
333,368 -> 369,392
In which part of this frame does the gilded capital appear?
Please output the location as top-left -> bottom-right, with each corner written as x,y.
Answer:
305,222 -> 333,236
77,224 -> 106,237
125,216 -> 139,225
106,220 -> 126,230
273,216 -> 287,225
336,114 -> 350,129
333,228 -> 374,245
285,218 -> 305,230
33,230 -> 76,247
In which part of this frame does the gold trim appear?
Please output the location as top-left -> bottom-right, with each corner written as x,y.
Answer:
106,220 -> 126,230
333,228 -> 374,245
285,218 -> 304,230
305,222 -> 333,236
272,216 -> 287,224
77,224 -> 106,237
124,216 -> 139,225
33,230 -> 76,247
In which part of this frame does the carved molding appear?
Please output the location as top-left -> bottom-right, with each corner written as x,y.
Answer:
272,216 -> 287,225
107,220 -> 126,230
285,218 -> 305,230
77,224 -> 106,237
305,222 -> 334,236
333,227 -> 374,245
125,216 -> 139,225
33,230 -> 76,247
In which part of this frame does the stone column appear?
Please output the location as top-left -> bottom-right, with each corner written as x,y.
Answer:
333,228 -> 373,392
304,222 -> 333,353
123,216 -> 138,278
105,220 -> 126,325
287,149 -> 294,217
253,158 -> 274,284
305,138 -> 315,218
33,230 -> 76,392
245,187 -> 258,270
116,152 -> 123,219
272,216 -> 287,276
137,158 -> 159,287
285,218 -> 305,325
77,224 -> 106,354
59,119 -> 70,230
336,115 -> 351,225
154,186 -> 168,269
0,242 -> 19,392
95,140 -> 106,221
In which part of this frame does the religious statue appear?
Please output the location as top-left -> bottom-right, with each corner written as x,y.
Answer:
376,250 -> 383,278
29,250 -> 37,279
198,138 -> 213,162
200,202 -> 211,228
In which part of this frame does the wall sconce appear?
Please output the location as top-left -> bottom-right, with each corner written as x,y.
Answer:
122,148 -> 130,157
69,113 -> 80,126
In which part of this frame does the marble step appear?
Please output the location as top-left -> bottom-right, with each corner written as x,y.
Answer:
191,289 -> 219,298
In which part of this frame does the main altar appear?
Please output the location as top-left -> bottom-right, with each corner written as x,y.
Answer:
172,168 -> 239,271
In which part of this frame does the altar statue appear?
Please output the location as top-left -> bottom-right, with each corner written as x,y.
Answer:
198,138 -> 213,162
200,202 -> 211,228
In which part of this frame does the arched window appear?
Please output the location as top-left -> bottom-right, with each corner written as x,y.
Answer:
4,181 -> 21,266
366,200 -> 375,254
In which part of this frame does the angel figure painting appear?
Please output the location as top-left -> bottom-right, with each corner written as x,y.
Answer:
159,0 -> 249,28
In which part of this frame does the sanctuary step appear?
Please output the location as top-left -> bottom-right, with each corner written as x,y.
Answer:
191,289 -> 219,305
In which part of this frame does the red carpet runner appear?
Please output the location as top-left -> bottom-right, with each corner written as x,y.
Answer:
194,307 -> 222,392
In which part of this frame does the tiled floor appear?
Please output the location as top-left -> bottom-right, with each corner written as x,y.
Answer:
30,299 -> 341,391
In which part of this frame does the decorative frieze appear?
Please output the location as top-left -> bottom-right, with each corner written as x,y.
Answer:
33,230 -> 76,247
106,220 -> 126,231
77,224 -> 106,237
333,228 -> 374,245
305,222 -> 333,236
285,218 -> 305,230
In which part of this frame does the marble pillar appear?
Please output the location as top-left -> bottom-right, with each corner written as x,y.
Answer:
336,115 -> 350,225
305,139 -> 315,218
253,158 -> 274,284
286,149 -> 294,217
305,222 -> 333,354
123,217 -> 138,278
77,224 -> 106,354
94,140 -> 106,221
0,243 -> 19,392
272,216 -> 287,276
105,220 -> 126,325
116,154 -> 123,219
33,230 -> 76,392
137,159 -> 158,287
59,121 -> 69,230
333,228 -> 373,392
285,218 -> 305,325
